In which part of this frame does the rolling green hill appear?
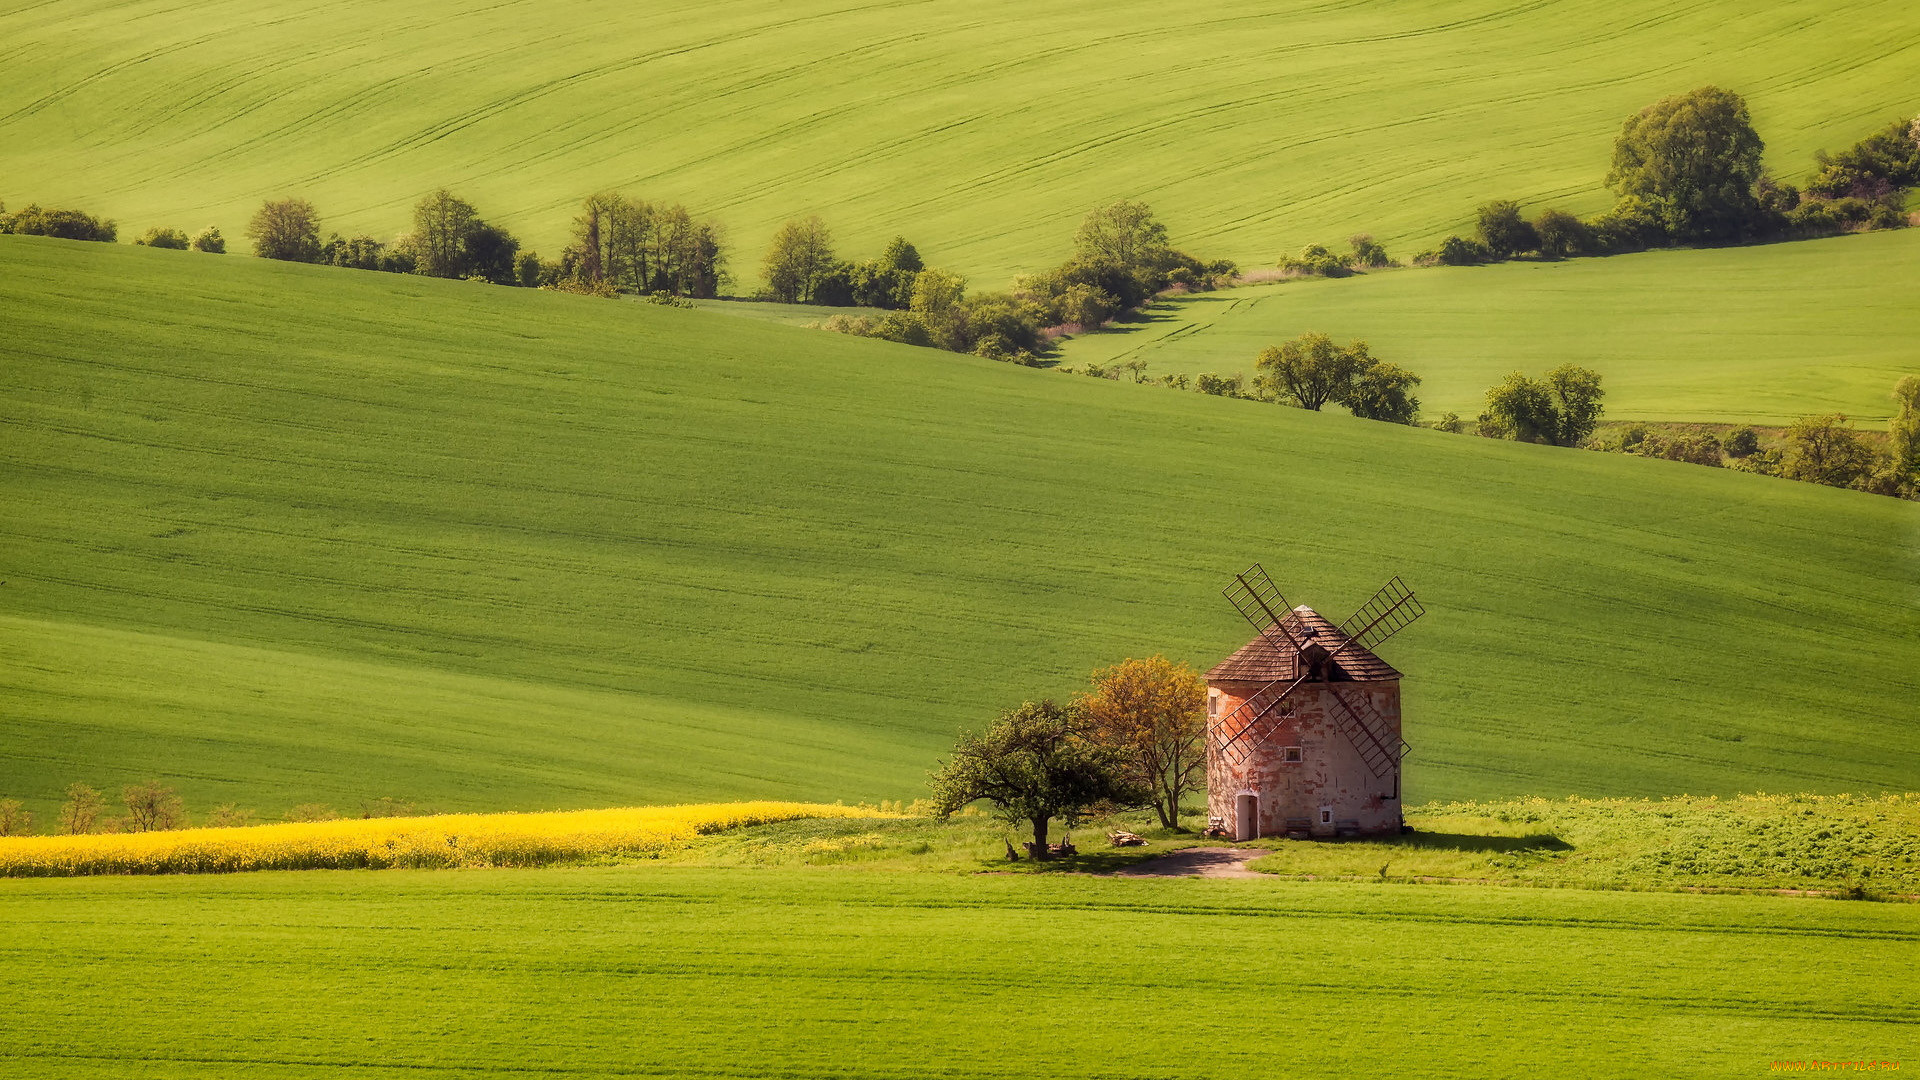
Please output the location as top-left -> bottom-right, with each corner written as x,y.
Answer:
2,235 -> 1916,822
1056,229 -> 1920,424
2,0 -> 1916,282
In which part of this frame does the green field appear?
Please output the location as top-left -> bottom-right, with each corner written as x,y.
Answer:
2,0 -> 1916,282
3,235 -> 1917,824
1057,229 -> 1920,424
0,867 -> 1912,1078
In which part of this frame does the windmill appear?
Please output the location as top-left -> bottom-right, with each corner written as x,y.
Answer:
1210,564 -> 1423,786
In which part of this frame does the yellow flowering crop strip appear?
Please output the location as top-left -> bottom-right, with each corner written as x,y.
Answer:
0,802 -> 878,876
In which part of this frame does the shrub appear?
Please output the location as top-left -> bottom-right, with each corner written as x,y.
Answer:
1723,427 -> 1761,458
1476,200 -> 1538,257
1586,196 -> 1666,252
2,204 -> 117,242
189,226 -> 226,253
1195,373 -> 1244,398
122,781 -> 185,832
284,803 -> 341,823
1348,233 -> 1392,268
322,233 -> 385,271
1805,117 -> 1920,200
1280,243 -> 1350,277
248,198 -> 323,262
1532,209 -> 1592,258
134,226 -> 190,249
205,805 -> 257,828
1637,432 -> 1723,466
1429,235 -> 1490,266
1433,412 -> 1465,434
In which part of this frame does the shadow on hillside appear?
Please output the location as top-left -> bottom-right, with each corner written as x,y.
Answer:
1394,831 -> 1572,853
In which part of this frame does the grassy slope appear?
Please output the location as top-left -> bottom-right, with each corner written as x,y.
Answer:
1057,229 -> 1920,424
1,0 -> 1916,282
3,236 -> 1917,820
0,868 -> 1912,1078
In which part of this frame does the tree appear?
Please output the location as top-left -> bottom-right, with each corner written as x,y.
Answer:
928,700 -> 1144,858
1780,414 -> 1876,488
1483,366 -> 1605,446
122,780 -> 185,832
910,268 -> 968,350
463,220 -> 521,284
59,783 -> 102,834
1073,200 -> 1170,274
1254,332 -> 1366,410
1079,657 -> 1205,829
0,798 -> 31,837
1545,364 -> 1607,446
1532,208 -> 1591,258
1483,372 -> 1560,443
879,235 -> 923,275
1888,376 -> 1920,480
763,216 -> 835,303
412,189 -> 480,279
1345,360 -> 1423,424
247,198 -> 322,262
190,226 -> 226,253
1605,86 -> 1765,241
135,226 -> 190,249
1476,200 -> 1538,257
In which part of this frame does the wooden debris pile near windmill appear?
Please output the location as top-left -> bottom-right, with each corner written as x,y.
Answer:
1205,565 -> 1423,840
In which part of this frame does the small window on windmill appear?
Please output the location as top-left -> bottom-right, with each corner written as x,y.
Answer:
1207,692 -> 1219,718
1282,747 -> 1302,764
1319,807 -> 1333,825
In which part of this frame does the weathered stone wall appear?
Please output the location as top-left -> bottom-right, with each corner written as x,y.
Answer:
1205,679 -> 1402,837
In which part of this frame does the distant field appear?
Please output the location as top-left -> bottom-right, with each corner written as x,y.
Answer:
2,0 -> 1916,282
3,236 -> 1916,822
0,868 -> 1912,1078
1057,230 -> 1920,424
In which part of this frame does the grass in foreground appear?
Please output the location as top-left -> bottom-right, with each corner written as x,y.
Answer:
3,236 -> 1916,822
3,0 -> 1917,279
0,803 -> 874,875
0,867 -> 1911,1078
1058,230 -> 1920,424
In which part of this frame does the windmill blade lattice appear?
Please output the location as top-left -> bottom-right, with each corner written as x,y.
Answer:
1323,682 -> 1407,779
1222,564 -> 1302,655
1337,576 -> 1425,652
1211,674 -> 1310,768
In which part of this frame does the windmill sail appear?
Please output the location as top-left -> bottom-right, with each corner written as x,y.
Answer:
1337,576 -> 1425,652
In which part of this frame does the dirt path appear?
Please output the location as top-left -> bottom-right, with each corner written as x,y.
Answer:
1114,847 -> 1264,879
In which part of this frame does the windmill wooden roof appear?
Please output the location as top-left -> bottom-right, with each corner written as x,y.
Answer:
1207,606 -> 1401,683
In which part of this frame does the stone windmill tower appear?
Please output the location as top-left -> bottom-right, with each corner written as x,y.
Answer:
1205,565 -> 1422,840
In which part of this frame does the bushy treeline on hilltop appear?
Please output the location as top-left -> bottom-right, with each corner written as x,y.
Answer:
1431,90 -> 1919,266
1264,92 -> 1918,276
805,201 -> 1237,363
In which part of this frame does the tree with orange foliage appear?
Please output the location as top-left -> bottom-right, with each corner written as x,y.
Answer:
1080,656 -> 1207,830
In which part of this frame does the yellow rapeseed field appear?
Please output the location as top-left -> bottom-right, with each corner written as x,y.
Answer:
0,802 -> 879,876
